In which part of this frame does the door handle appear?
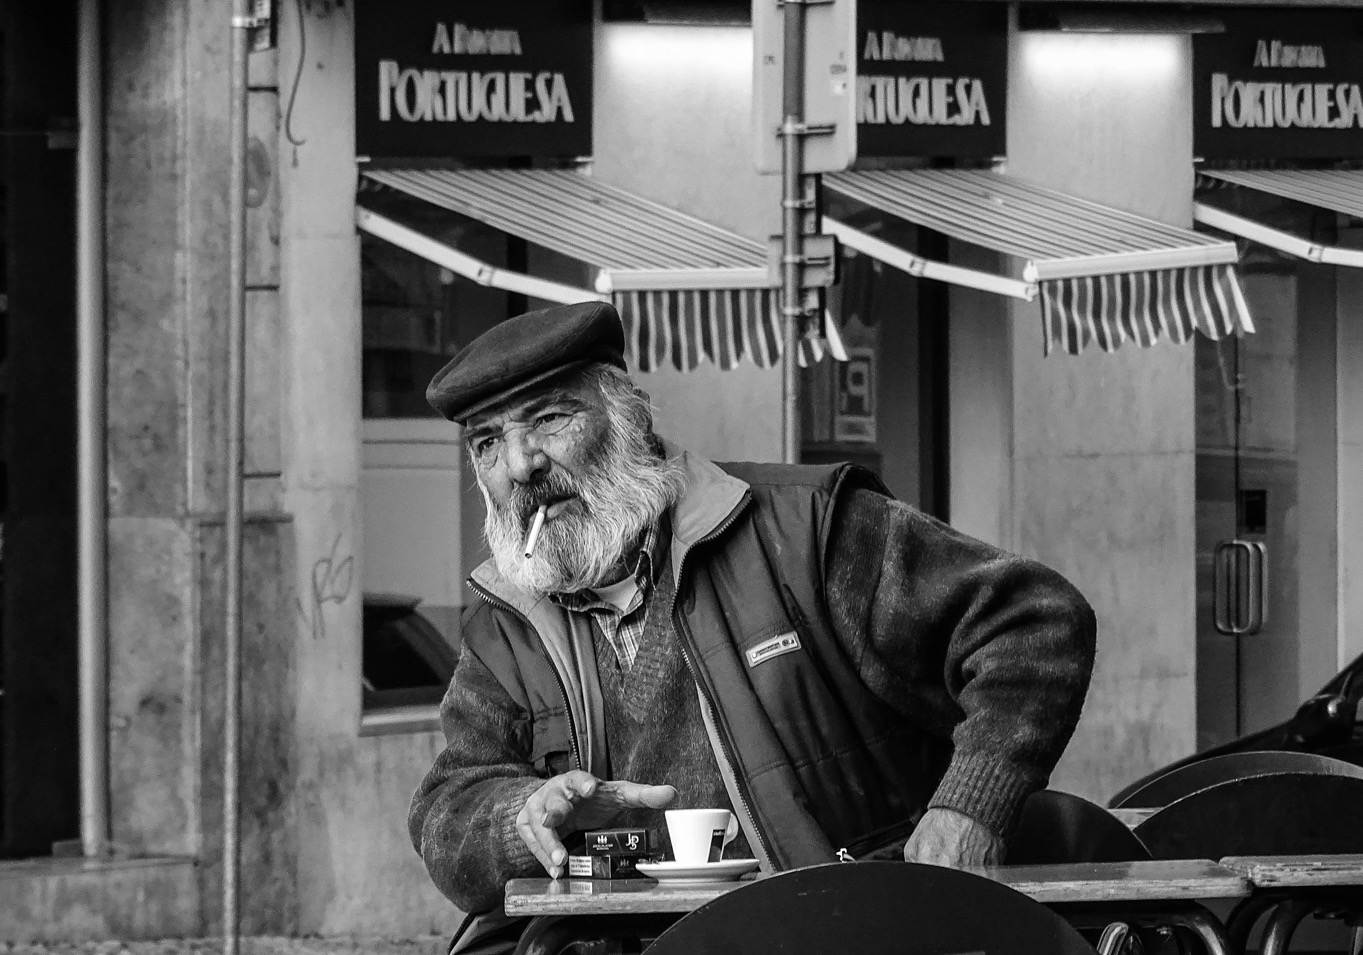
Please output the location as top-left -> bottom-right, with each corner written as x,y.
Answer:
1213,541 -> 1247,635
1246,541 -> 1267,635
1213,540 -> 1268,636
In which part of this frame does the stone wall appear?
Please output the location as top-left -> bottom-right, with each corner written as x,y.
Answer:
274,0 -> 454,936
592,23 -> 784,462
1004,29 -> 1199,801
105,0 -> 297,930
102,0 -> 453,937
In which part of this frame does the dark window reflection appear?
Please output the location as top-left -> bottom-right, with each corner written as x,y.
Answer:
359,181 -> 510,420
362,594 -> 460,710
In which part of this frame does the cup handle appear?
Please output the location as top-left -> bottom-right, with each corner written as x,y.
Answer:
723,815 -> 739,848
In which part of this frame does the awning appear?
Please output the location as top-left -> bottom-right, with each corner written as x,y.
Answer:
824,169 -> 1255,356
1194,169 -> 1363,268
358,168 -> 843,372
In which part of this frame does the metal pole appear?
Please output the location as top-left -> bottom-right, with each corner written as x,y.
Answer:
224,4 -> 251,953
76,0 -> 110,861
779,0 -> 807,465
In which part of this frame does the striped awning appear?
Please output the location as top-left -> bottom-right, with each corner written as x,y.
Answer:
1195,169 -> 1363,269
358,168 -> 842,372
824,169 -> 1255,356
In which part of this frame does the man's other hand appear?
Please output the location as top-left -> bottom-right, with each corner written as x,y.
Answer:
902,807 -> 1005,868
516,770 -> 678,879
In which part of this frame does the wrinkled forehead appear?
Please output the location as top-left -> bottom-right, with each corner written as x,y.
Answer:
462,373 -> 603,438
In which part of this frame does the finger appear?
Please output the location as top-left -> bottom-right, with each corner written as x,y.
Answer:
519,813 -> 569,878
518,778 -> 585,878
563,770 -> 599,799
540,788 -> 578,830
902,830 -> 929,864
516,808 -> 560,878
602,782 -> 678,809
539,772 -> 599,831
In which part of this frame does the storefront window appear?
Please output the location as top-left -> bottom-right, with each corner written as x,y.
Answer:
1193,178 -> 1343,751
361,594 -> 458,710
360,238 -> 459,420
358,183 -> 515,713
800,228 -> 949,519
360,182 -> 512,418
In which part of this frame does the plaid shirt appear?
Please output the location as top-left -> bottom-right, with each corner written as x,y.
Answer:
551,520 -> 667,671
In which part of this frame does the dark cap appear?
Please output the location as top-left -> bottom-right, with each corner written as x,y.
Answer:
426,300 -> 627,424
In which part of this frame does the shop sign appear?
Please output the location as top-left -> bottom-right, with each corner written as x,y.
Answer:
354,0 -> 593,158
1194,12 -> 1363,158
834,348 -> 877,444
856,1 -> 1007,158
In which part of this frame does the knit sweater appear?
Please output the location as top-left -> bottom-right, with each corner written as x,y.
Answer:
587,554 -> 754,862
410,487 -> 1095,914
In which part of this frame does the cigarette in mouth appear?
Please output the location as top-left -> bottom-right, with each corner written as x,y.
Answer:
523,504 -> 548,559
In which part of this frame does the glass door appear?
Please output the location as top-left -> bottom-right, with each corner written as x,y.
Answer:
1194,189 -> 1341,752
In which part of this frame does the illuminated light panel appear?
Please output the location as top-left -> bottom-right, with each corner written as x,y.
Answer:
1021,32 -> 1182,81
602,23 -> 750,79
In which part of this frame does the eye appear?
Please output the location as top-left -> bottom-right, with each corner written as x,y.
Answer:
473,435 -> 500,458
535,411 -> 573,433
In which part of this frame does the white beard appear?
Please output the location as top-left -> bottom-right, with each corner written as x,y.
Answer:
481,425 -> 683,595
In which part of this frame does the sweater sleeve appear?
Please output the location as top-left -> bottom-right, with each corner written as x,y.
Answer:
823,486 -> 1097,839
408,638 -> 546,914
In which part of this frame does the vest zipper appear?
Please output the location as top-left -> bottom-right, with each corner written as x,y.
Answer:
468,496 -> 768,865
675,631 -> 776,873
470,582 -> 584,775
834,815 -> 921,863
667,497 -> 779,873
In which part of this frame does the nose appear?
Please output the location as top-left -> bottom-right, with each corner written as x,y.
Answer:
502,427 -> 551,486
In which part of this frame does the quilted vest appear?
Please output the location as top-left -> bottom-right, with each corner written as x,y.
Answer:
464,461 -> 950,870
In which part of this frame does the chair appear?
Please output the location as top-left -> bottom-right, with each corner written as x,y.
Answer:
1008,793 -> 1204,955
1132,774 -> 1363,955
1111,750 -> 1363,810
1008,789 -> 1153,864
1133,772 -> 1363,859
644,861 -> 1098,955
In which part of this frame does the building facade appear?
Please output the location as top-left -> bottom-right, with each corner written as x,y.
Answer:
2,0 -> 1361,942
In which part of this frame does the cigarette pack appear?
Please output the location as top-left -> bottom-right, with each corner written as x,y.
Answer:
585,827 -> 652,856
566,853 -> 659,879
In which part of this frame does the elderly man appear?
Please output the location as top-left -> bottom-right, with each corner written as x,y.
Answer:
410,301 -> 1096,940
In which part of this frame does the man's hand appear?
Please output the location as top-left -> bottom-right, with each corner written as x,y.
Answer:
516,770 -> 677,879
903,807 -> 1005,868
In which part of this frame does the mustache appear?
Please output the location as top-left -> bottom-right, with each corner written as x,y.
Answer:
506,472 -> 581,525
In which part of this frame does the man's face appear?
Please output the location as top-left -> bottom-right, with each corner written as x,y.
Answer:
464,376 -> 612,528
466,369 -> 682,595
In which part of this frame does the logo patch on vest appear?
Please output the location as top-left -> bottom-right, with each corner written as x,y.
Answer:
746,631 -> 801,668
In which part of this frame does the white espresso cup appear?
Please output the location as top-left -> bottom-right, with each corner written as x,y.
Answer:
665,808 -> 739,865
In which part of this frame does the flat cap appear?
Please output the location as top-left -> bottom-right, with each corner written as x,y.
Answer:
427,300 -> 626,424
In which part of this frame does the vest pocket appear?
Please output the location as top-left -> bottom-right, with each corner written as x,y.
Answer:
528,710 -> 573,776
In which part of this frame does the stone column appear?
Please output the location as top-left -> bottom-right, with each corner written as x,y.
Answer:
105,0 -> 294,932
277,0 -> 452,934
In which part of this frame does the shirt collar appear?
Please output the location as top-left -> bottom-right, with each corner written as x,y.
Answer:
634,516 -> 669,588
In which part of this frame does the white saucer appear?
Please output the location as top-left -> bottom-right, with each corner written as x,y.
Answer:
635,859 -> 760,884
